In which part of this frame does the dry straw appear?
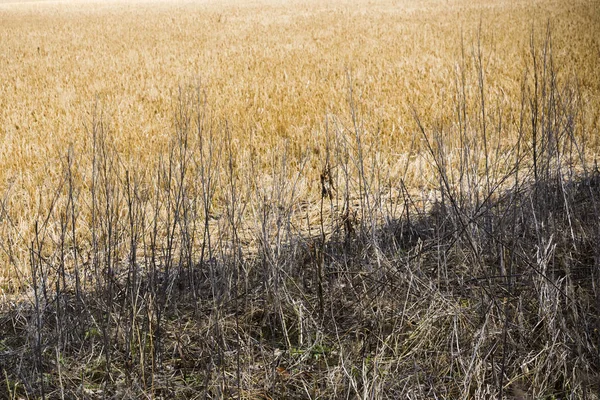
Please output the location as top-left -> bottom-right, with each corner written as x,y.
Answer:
0,0 -> 599,398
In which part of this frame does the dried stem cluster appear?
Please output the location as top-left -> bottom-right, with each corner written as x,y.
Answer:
0,0 -> 599,398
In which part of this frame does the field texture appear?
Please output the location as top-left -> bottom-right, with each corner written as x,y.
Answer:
1,0 -> 600,398
1,0 -> 598,217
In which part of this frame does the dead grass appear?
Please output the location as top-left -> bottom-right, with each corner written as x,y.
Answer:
0,0 -> 599,398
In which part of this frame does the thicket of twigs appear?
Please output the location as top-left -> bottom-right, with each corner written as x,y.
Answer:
1,29 -> 599,399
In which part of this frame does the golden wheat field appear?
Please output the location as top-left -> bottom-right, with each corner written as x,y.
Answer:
0,0 -> 598,280
0,0 -> 599,284
2,1 -> 600,397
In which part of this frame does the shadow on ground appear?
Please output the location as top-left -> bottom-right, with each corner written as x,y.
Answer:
1,172 -> 599,399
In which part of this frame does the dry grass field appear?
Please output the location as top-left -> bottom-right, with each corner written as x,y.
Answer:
2,0 -> 598,203
1,0 -> 600,398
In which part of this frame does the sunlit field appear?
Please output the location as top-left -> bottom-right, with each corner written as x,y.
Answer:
2,0 -> 598,212
1,0 -> 599,397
